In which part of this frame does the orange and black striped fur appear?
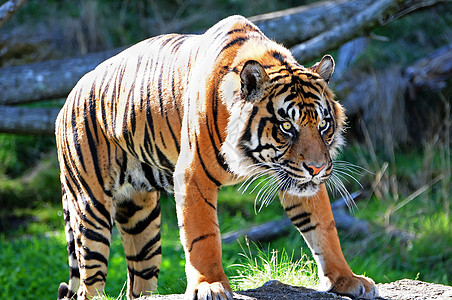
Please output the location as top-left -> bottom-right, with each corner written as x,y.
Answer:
56,15 -> 378,300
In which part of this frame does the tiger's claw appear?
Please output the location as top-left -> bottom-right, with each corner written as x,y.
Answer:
329,274 -> 378,299
188,281 -> 234,300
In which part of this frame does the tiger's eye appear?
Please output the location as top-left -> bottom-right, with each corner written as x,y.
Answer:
282,121 -> 292,131
319,119 -> 327,128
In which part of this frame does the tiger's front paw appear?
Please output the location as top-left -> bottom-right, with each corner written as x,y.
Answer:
329,274 -> 378,299
187,281 -> 234,300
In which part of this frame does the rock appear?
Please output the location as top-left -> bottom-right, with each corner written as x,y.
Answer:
137,279 -> 452,299
377,279 -> 452,300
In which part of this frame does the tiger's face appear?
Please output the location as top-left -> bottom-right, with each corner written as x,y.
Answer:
223,55 -> 345,197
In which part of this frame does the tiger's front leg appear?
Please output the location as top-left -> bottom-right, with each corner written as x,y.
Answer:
280,184 -> 378,299
174,159 -> 233,300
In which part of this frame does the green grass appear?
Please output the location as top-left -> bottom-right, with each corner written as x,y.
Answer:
0,232 -> 68,298
229,240 -> 319,291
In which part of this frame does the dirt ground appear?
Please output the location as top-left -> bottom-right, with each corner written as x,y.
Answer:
139,279 -> 452,300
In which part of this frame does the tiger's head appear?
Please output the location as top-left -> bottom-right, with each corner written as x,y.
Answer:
222,54 -> 345,197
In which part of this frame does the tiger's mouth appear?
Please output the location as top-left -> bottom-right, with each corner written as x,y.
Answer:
275,171 -> 322,197
281,181 -> 319,197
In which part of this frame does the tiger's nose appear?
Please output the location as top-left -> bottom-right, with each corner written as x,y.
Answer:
304,162 -> 326,176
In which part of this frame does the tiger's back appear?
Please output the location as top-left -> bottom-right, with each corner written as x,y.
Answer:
57,16 -> 269,189
56,15 -> 378,300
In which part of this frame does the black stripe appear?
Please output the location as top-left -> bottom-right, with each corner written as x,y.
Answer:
226,25 -> 258,35
82,246 -> 109,266
145,84 -> 156,141
206,114 -> 227,172
165,114 -> 180,153
79,224 -> 110,245
155,144 -> 174,172
194,181 -> 216,210
128,266 -> 159,280
195,136 -> 221,187
270,73 -> 290,83
61,157 -> 79,203
78,176 -> 113,229
84,117 -> 113,198
142,128 -> 157,164
88,85 -> 99,143
115,200 -> 143,224
189,233 -> 215,252
170,71 -> 182,123
301,90 -> 320,100
82,264 -> 102,269
221,36 -> 247,52
126,233 -> 161,261
121,202 -> 160,235
275,82 -> 291,97
157,70 -> 164,115
284,94 -> 298,103
290,212 -> 311,223
80,208 -> 102,230
69,266 -> 80,278
159,132 -> 167,149
67,239 -> 76,256
212,90 -> 225,148
139,57 -> 150,110
241,106 -> 259,144
118,154 -> 127,186
284,203 -> 301,212
130,89 -> 137,135
141,162 -> 163,190
271,51 -> 288,65
299,225 -> 317,233
84,271 -> 106,286
293,218 -> 311,228
110,69 -> 117,132
72,92 -> 86,173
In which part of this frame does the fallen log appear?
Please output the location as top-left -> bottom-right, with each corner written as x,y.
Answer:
0,48 -> 124,106
0,105 -> 60,135
335,43 -> 452,147
404,43 -> 452,92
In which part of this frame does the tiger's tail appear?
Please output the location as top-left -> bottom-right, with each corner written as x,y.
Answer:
58,189 -> 80,300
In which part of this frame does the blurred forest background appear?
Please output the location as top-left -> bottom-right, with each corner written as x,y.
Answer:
0,0 -> 451,299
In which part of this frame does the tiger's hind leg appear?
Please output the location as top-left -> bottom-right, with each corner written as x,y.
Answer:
58,181 -> 114,300
58,191 -> 80,300
74,192 -> 113,299
115,190 -> 162,299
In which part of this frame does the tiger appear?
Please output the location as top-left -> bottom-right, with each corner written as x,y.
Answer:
55,15 -> 378,300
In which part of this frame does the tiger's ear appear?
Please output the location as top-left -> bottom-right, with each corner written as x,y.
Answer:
240,60 -> 270,102
310,55 -> 335,83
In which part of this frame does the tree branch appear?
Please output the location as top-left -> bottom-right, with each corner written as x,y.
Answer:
249,0 -> 373,47
290,0 -> 448,63
0,0 -> 27,28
